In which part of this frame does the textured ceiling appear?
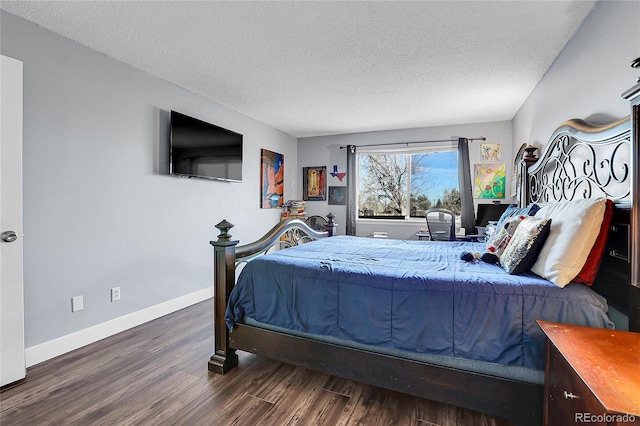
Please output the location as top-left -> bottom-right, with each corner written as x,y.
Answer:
1,1 -> 596,138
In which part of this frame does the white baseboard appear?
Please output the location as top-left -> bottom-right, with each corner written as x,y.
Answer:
25,288 -> 213,367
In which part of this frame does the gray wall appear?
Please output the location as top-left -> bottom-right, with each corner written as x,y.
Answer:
298,121 -> 513,237
1,11 -> 297,348
513,1 -> 639,148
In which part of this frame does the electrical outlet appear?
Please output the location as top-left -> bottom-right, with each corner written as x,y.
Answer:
72,295 -> 84,312
111,287 -> 121,302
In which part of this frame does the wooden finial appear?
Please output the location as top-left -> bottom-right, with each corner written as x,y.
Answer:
632,57 -> 640,83
326,212 -> 335,225
523,145 -> 538,160
215,219 -> 234,242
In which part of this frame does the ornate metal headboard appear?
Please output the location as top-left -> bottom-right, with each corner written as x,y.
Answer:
522,117 -> 631,205
518,116 -> 633,327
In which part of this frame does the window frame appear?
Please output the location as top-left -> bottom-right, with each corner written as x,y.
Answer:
356,142 -> 459,221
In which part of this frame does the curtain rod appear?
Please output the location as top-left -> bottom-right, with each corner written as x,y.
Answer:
339,137 -> 486,149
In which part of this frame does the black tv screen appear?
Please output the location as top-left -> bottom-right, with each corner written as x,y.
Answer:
475,203 -> 510,227
170,111 -> 243,182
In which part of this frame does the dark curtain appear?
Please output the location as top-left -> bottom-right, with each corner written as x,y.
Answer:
346,145 -> 357,235
458,138 -> 475,235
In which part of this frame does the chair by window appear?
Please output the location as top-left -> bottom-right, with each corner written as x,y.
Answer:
425,209 -> 456,241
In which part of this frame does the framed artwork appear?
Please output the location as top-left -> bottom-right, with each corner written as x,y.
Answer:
328,186 -> 346,205
474,163 -> 506,199
303,166 -> 327,201
260,149 -> 284,208
481,143 -> 502,161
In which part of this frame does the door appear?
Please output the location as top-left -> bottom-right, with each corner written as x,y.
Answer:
0,54 -> 25,386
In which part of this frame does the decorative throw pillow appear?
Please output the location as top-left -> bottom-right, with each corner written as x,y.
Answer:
496,203 -> 540,228
500,217 -> 552,275
486,204 -> 540,250
486,215 -> 526,257
573,199 -> 614,286
530,197 -> 606,287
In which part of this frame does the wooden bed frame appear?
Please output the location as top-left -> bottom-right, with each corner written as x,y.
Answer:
209,96 -> 639,425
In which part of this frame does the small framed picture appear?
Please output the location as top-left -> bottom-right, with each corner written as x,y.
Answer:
303,166 -> 327,201
481,143 -> 502,161
328,186 -> 346,205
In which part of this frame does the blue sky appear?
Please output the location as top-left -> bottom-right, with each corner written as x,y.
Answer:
411,151 -> 459,202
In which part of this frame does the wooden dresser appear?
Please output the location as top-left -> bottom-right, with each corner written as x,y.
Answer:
539,320 -> 640,425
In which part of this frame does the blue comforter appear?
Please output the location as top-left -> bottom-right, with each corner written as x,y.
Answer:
226,236 -> 613,370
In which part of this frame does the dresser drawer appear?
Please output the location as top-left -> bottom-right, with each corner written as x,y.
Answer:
545,343 -> 606,425
608,222 -> 630,261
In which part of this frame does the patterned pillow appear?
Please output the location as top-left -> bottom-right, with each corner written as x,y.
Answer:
500,217 -> 552,275
494,204 -> 540,233
485,215 -> 526,257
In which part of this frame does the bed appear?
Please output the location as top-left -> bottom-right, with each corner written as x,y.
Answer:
209,110 -> 638,425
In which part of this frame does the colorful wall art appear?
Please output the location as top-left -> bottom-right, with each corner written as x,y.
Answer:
303,166 -> 327,201
260,149 -> 284,208
330,165 -> 347,182
474,163 -> 506,199
481,143 -> 502,161
328,186 -> 346,205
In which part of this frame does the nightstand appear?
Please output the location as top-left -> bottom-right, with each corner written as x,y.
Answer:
538,320 -> 640,425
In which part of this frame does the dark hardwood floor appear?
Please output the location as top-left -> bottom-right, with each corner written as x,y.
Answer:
1,299 -> 512,425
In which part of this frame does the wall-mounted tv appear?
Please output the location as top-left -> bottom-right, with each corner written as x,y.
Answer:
170,111 -> 243,182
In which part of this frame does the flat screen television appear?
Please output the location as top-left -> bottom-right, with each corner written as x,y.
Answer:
170,111 -> 243,182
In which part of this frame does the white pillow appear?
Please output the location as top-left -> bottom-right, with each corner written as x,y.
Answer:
530,197 -> 606,287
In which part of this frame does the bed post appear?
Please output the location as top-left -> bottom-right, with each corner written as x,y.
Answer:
208,219 -> 239,374
518,145 -> 538,207
325,212 -> 336,236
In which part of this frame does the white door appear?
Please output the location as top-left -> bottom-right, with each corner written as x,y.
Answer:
0,54 -> 25,386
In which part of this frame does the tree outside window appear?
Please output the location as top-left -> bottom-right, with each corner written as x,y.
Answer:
358,154 -> 407,217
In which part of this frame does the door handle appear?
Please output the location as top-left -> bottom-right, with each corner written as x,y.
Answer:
1,231 -> 18,242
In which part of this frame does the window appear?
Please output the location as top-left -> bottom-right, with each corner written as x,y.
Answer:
357,144 -> 460,219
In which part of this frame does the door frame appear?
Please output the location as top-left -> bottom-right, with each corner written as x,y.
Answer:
1,54 -> 25,386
